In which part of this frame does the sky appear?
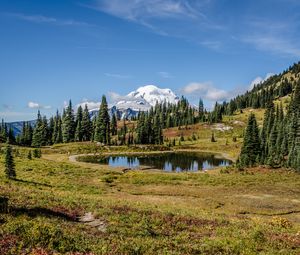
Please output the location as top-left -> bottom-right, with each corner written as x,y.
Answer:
1,0 -> 300,122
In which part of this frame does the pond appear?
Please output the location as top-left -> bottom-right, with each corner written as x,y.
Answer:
77,152 -> 232,172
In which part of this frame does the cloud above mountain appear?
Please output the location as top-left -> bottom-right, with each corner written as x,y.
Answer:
249,73 -> 274,90
27,101 -> 51,109
182,82 -> 230,101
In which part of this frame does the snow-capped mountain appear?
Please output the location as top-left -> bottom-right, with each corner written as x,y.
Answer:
91,85 -> 179,119
116,85 -> 179,110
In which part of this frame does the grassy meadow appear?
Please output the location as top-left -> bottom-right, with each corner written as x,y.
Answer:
0,109 -> 300,254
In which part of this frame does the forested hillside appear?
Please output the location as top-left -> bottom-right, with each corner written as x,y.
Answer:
236,63 -> 300,170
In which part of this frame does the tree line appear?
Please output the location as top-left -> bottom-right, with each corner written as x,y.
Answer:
2,96 -> 218,147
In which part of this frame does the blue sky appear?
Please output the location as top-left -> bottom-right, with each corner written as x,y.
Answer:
1,0 -> 300,121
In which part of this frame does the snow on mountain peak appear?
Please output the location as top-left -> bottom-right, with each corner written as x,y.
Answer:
89,85 -> 179,120
126,85 -> 179,107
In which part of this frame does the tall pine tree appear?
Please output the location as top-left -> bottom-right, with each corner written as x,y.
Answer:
94,96 -> 110,145
75,105 -> 83,142
32,111 -> 44,147
62,100 -> 75,143
239,113 -> 261,167
81,104 -> 92,141
4,142 -> 16,179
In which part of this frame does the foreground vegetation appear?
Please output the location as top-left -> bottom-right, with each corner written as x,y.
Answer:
0,140 -> 300,254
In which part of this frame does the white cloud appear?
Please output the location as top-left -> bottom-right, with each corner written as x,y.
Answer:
108,91 -> 124,102
158,71 -> 173,79
77,101 -> 101,110
85,0 -> 222,44
242,18 -> 300,57
243,35 -> 300,58
6,13 -> 92,27
182,82 -> 230,101
104,73 -> 131,79
249,73 -> 274,90
89,0 -> 201,21
28,101 -> 51,109
28,101 -> 40,109
76,92 -> 128,110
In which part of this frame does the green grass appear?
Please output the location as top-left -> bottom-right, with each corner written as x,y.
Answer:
0,109 -> 299,254
0,149 -> 300,254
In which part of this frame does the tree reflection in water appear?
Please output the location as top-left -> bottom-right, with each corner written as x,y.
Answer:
97,152 -> 232,172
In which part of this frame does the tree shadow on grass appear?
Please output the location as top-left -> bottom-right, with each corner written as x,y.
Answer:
14,178 -> 52,188
10,206 -> 78,221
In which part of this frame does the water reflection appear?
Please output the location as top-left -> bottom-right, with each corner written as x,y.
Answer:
95,152 -> 232,172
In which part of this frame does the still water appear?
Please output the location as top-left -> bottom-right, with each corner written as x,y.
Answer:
79,152 -> 232,172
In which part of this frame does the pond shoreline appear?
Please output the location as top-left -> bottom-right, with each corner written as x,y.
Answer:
70,149 -> 235,164
70,150 -> 233,172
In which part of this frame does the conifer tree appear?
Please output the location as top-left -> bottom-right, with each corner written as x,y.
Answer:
94,95 -> 110,144
111,113 -> 118,136
27,151 -> 32,160
23,122 -> 33,146
153,114 -> 163,144
62,100 -> 75,143
52,110 -> 63,144
32,111 -> 44,147
81,104 -> 92,141
4,142 -> 16,179
198,98 -> 204,120
287,82 -> 300,170
48,117 -> 54,145
75,105 -> 83,142
260,102 -> 275,163
211,132 -> 216,142
239,113 -> 261,167
0,119 -> 7,143
41,116 -> 49,145
8,127 -> 15,144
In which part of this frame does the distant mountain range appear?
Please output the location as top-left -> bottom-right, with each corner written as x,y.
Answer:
7,85 -> 179,135
6,120 -> 36,136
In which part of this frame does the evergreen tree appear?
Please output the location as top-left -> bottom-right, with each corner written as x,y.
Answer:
287,82 -> 300,170
4,142 -> 16,179
8,127 -> 15,144
239,113 -> 261,167
48,117 -> 54,145
23,122 -> 33,146
111,113 -> 118,136
0,119 -> 7,143
75,105 -> 83,142
81,104 -> 92,141
198,98 -> 204,121
211,132 -> 216,142
62,100 -> 75,143
41,116 -> 49,145
94,95 -> 110,145
52,110 -> 63,144
153,114 -> 163,144
33,148 -> 42,158
260,102 -> 275,163
32,111 -> 44,147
